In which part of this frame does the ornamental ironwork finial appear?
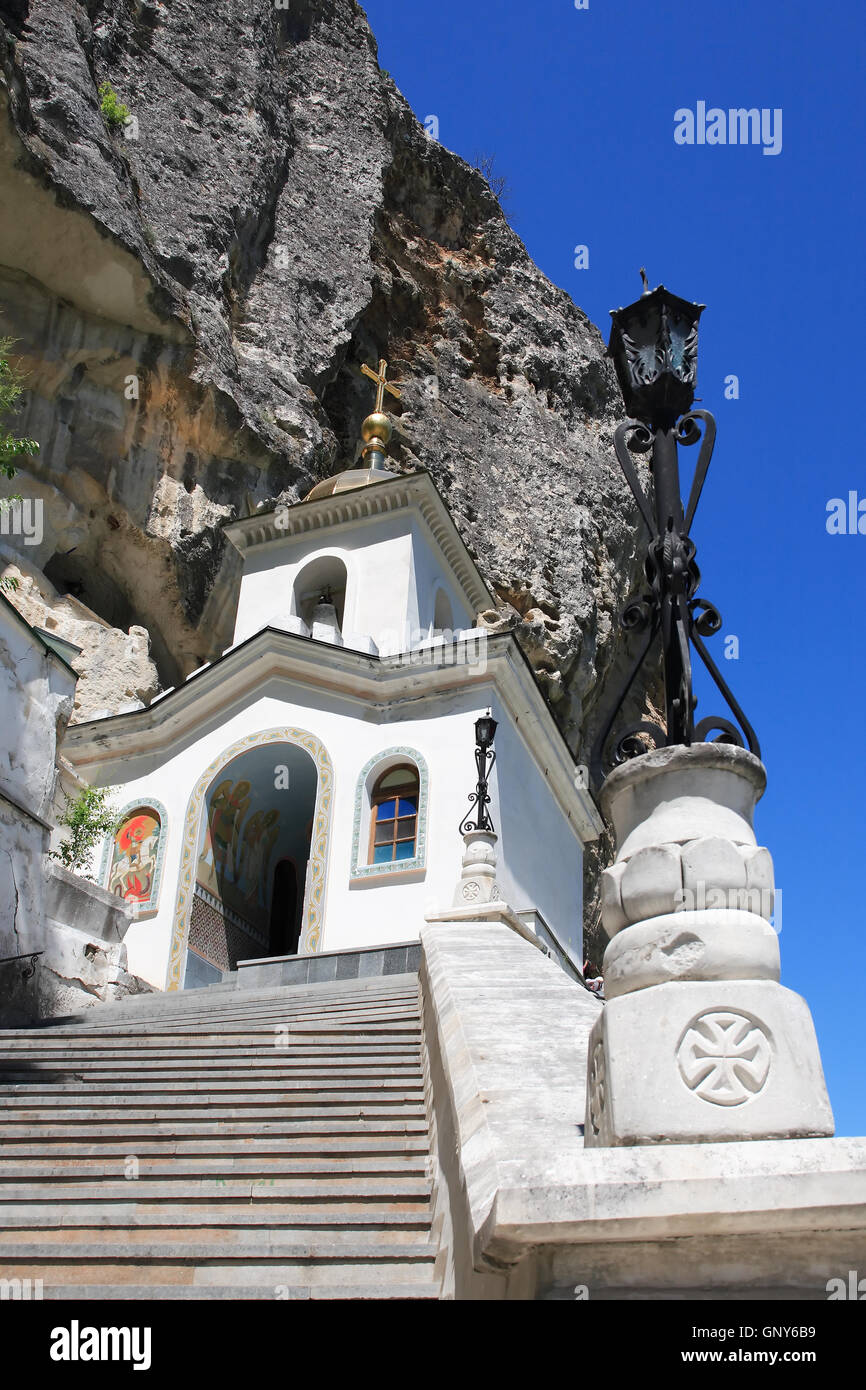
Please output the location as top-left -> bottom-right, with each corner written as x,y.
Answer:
589,282 -> 760,788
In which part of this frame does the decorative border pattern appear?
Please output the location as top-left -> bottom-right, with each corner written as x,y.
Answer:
98,797 -> 169,921
165,727 -> 334,991
349,747 -> 429,881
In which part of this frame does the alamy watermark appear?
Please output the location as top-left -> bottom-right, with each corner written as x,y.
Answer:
675,881 -> 781,933
50,1322 -> 152,1370
0,1276 -> 43,1300
826,1270 -> 866,1299
0,498 -> 42,545
826,492 -> 866,534
385,627 -> 488,672
675,104 -> 782,156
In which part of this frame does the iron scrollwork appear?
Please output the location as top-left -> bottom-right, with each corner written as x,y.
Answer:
459,743 -> 497,835
590,407 -> 760,787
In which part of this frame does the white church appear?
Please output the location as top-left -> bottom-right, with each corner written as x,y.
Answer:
62,364 -> 600,992
3,356 -> 864,1305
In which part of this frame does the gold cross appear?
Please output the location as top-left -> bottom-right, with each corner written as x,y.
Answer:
361,358 -> 401,414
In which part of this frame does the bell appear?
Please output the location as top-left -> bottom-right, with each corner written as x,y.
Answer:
310,591 -> 343,646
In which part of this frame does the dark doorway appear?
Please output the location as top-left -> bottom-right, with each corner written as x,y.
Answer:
269,860 -> 301,956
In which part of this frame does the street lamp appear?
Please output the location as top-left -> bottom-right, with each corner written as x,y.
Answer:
590,273 -> 760,786
459,714 -> 498,833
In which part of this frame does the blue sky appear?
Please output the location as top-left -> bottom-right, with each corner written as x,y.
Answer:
362,0 -> 866,1135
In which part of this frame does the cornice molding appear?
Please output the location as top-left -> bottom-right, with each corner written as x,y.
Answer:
224,472 -> 495,617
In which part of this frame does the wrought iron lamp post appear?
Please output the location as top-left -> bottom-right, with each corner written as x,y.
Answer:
459,714 -> 498,833
590,275 -> 760,787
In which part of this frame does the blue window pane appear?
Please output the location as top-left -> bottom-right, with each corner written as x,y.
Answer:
373,844 -> 393,864
395,839 -> 416,861
377,799 -> 397,820
397,798 -> 417,816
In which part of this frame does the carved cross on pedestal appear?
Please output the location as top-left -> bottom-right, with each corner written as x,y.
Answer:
361,358 -> 401,414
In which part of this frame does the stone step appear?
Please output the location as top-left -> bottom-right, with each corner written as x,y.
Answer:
0,1136 -> 429,1157
0,1054 -> 421,1073
8,999 -> 421,1022
0,1047 -> 422,1066
0,1067 -> 422,1089
35,1282 -> 440,1300
0,1075 -> 423,1098
0,1177 -> 433,1201
0,1046 -> 421,1061
0,1030 -> 421,1045
0,1212 -> 430,1234
0,1082 -> 424,1104
2,1017 -> 423,1037
0,1105 -> 427,1124
0,1229 -> 431,1248
0,1156 -> 428,1179
1,1238 -> 436,1260
0,1118 -> 428,1139
0,1255 -> 437,1287
0,1195 -> 433,1217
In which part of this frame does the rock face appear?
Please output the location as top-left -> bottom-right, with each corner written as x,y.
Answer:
3,565 -> 159,721
0,0 -> 647,945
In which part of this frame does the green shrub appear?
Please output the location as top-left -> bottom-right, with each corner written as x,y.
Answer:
51,787 -> 122,878
0,338 -> 38,473
98,81 -> 131,132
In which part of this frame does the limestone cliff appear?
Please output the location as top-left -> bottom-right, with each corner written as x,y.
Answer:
0,0 -> 647,950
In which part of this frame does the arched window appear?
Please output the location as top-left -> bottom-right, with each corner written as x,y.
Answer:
368,765 -> 420,865
349,748 -> 428,882
432,588 -> 453,637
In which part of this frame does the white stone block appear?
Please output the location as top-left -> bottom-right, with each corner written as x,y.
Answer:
681,835 -> 748,899
602,909 -> 781,998
601,744 -> 764,860
585,979 -> 834,1147
619,844 -> 682,925
743,845 -> 775,920
600,861 -> 628,937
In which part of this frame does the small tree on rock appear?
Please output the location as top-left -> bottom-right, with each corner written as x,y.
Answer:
51,787 -> 122,879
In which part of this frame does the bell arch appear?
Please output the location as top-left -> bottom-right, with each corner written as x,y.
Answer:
291,553 -> 349,632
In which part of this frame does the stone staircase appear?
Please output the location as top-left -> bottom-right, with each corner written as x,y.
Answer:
0,972 -> 442,1299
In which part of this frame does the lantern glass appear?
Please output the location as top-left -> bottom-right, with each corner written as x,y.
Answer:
608,284 -> 704,423
475,715 -> 497,750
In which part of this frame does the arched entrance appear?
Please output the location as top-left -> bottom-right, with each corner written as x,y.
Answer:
166,728 -> 333,991
269,858 -> 302,956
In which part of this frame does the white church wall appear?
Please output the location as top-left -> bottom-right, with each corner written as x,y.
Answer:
229,511 -> 476,659
85,677 -> 583,990
0,602 -> 77,1013
408,518 -> 472,641
230,515 -> 416,655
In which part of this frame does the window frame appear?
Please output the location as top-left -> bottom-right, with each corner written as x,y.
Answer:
349,748 -> 429,885
367,765 -> 420,867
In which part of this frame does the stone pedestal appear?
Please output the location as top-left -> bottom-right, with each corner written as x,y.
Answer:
452,829 -> 501,909
585,744 -> 833,1147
